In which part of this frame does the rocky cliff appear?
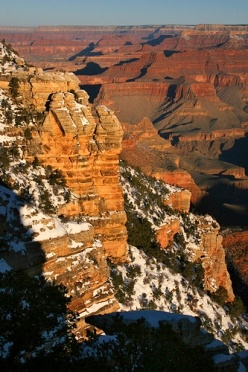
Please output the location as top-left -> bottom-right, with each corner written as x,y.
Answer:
3,25 -> 248,222
0,48 -> 128,334
25,90 -> 127,263
121,118 -> 202,205
121,164 -> 234,301
0,41 -> 241,346
0,185 -> 120,334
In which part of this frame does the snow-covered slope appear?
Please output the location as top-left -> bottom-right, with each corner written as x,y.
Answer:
112,162 -> 248,352
0,40 -> 247,357
111,245 -> 248,351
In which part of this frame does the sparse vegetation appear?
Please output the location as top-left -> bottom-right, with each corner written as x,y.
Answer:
9,77 -> 20,100
0,270 -> 79,369
83,315 -> 214,371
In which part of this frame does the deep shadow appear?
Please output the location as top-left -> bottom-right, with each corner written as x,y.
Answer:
167,84 -> 177,100
142,34 -> 175,47
141,27 -> 162,41
163,50 -> 181,57
0,184 -> 78,367
68,42 -> 102,61
227,262 -> 248,308
195,179 -> 248,227
81,84 -> 102,103
127,63 -> 153,82
75,62 -> 108,76
219,135 -> 248,175
114,58 -> 139,66
153,102 -> 183,126
0,185 -> 45,271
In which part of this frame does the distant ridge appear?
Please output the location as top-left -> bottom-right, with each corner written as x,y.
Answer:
0,24 -> 248,33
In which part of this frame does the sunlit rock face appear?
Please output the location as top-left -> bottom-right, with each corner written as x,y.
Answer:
26,89 -> 127,263
189,216 -> 234,302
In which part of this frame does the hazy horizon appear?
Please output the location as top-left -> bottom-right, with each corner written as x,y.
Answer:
1,0 -> 248,28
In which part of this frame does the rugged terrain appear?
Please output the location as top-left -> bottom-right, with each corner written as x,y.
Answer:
2,24 -> 248,224
0,37 -> 248,368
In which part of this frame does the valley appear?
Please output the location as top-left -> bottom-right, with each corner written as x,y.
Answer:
1,24 -> 248,224
1,26 -> 248,369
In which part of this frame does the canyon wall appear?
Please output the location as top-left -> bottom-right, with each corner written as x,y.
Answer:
25,89 -> 127,263
0,64 -> 128,333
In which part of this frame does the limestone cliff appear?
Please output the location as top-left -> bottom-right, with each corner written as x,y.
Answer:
0,67 -> 127,334
189,216 -> 234,302
25,90 -> 127,263
121,118 -> 202,206
0,185 -> 120,334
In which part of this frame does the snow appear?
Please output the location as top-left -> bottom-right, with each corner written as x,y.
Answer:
237,362 -> 247,372
22,213 -> 66,242
0,135 -> 17,143
96,105 -> 112,113
46,252 -> 56,259
69,239 -> 84,249
204,339 -> 227,350
64,221 -> 91,235
213,353 -> 235,363
0,206 -> 6,215
113,245 -> 248,351
79,298 -> 117,319
9,240 -> 26,253
0,258 -> 11,273
0,341 -> 13,359
114,310 -> 197,328
81,116 -> 90,126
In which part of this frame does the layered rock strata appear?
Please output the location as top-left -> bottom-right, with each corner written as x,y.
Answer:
0,185 -> 120,334
191,216 -> 234,301
26,90 -> 127,263
121,118 -> 202,205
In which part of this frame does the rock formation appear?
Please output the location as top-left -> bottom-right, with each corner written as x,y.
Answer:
2,25 -> 248,222
121,118 -> 202,205
0,38 -> 239,343
0,185 -> 120,334
193,216 -> 234,301
162,189 -> 191,213
0,57 -> 127,333
26,90 -> 127,263
155,218 -> 180,248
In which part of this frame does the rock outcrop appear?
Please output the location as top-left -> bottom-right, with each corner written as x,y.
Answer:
155,218 -> 180,249
26,90 -> 127,263
156,213 -> 234,301
0,185 -> 120,334
121,118 -> 202,205
0,75 -> 127,334
2,25 -> 248,222
162,189 -> 191,213
191,216 -> 234,301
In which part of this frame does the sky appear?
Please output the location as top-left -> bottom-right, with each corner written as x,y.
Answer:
1,0 -> 248,27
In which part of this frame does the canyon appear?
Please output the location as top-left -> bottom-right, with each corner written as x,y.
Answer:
0,50 -> 235,326
1,24 -> 248,224
1,30 -> 248,361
